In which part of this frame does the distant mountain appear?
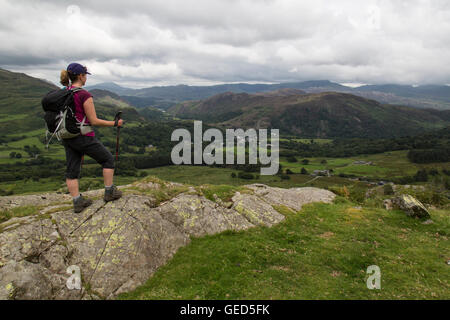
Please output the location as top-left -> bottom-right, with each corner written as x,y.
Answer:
130,80 -> 347,100
253,88 -> 306,97
356,84 -> 450,101
352,84 -> 450,110
168,91 -> 450,139
88,80 -> 450,110
89,89 -> 168,121
85,82 -> 133,96
89,88 -> 123,100
120,95 -> 177,110
87,80 -> 348,110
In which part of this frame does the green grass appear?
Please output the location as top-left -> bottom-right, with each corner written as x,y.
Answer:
280,150 -> 450,180
196,184 -> 252,202
142,166 -> 253,186
0,175 -> 139,196
0,205 -> 40,223
125,176 -> 190,206
7,136 -> 43,149
140,165 -> 370,190
0,113 -> 29,122
279,138 -> 333,144
118,202 -> 449,300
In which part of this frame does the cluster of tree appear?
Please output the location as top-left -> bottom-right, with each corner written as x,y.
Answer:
407,149 -> 450,163
0,148 -> 174,183
280,126 -> 450,159
0,135 -> 27,144
24,145 -> 41,158
9,152 -> 22,159
392,168 -> 450,184
8,145 -> 41,159
0,156 -> 66,182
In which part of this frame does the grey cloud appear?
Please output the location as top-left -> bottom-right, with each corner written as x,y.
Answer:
1,0 -> 450,86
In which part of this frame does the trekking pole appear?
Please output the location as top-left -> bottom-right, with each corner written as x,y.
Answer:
114,111 -> 122,168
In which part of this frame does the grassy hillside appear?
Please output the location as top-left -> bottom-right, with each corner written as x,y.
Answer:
118,189 -> 449,300
169,91 -> 450,138
0,68 -> 145,137
0,68 -> 57,136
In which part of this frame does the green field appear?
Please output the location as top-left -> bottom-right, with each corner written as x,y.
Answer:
1,147 -> 449,196
280,150 -> 450,180
0,113 -> 29,122
279,138 -> 333,144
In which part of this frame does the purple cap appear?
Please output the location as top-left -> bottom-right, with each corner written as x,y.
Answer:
67,63 -> 91,75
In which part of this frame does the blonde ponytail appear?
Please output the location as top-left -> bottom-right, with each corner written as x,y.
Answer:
60,70 -> 69,86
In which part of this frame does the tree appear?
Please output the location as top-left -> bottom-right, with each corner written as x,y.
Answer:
301,167 -> 308,175
287,156 -> 297,163
9,152 -> 16,159
15,153 -> 22,159
321,159 -> 327,164
414,169 -> 428,182
302,159 -> 309,165
238,172 -> 254,179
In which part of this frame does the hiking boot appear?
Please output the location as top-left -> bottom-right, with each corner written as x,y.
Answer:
104,184 -> 122,202
73,194 -> 93,213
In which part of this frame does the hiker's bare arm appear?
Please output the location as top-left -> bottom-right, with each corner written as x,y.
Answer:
83,97 -> 121,127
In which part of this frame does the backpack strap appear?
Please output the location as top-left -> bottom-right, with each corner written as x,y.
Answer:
45,111 -> 65,149
71,87 -> 84,93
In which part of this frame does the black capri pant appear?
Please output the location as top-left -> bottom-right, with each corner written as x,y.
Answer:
62,135 -> 115,179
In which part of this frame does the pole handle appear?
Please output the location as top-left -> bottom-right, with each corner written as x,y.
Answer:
114,111 -> 122,127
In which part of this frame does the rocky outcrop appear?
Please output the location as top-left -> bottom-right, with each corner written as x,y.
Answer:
392,194 -> 431,219
0,180 -> 335,300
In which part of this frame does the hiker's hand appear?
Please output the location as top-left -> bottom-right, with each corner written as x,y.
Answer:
117,119 -> 124,127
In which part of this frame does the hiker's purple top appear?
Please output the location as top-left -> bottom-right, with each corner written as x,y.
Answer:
67,85 -> 95,137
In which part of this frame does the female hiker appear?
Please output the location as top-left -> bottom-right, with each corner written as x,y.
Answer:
60,63 -> 123,213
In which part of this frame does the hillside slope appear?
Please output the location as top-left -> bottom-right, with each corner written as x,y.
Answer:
0,68 -> 144,136
169,91 -> 450,138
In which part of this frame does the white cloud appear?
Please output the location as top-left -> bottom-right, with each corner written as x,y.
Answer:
1,0 -> 450,87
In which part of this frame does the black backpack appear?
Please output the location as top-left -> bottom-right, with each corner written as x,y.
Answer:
41,87 -> 92,148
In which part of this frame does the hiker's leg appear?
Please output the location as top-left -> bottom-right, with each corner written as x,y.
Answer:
81,136 -> 115,183
62,139 -> 83,195
103,168 -> 114,186
66,178 -> 80,197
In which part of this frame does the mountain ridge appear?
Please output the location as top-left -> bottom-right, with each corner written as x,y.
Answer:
86,78 -> 450,110
168,91 -> 450,138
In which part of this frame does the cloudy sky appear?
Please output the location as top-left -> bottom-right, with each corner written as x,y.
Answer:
1,0 -> 450,88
